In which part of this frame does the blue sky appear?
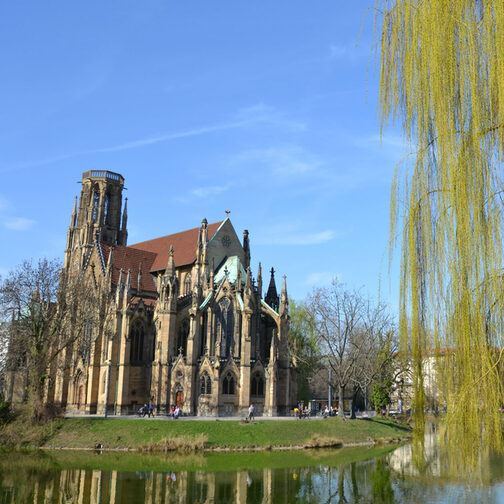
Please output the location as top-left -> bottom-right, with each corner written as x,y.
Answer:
0,1 -> 405,310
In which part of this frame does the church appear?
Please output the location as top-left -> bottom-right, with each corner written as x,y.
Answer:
45,170 -> 296,416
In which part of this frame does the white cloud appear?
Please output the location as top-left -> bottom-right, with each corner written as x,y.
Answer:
2,103 -> 305,174
190,185 -> 229,198
235,103 -> 306,132
234,145 -> 321,176
3,217 -> 36,231
93,121 -> 249,154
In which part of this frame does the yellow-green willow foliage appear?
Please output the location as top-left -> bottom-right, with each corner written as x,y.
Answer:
378,0 -> 504,454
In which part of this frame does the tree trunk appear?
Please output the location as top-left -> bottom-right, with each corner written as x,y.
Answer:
350,389 -> 358,419
338,384 -> 345,421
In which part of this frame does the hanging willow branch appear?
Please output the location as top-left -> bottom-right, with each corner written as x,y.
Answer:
377,0 -> 504,454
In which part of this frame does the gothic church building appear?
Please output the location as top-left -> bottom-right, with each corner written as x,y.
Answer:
51,170 -> 296,416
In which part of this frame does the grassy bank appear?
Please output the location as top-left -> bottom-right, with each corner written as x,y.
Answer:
0,405 -> 411,451
38,416 -> 410,451
0,444 -> 399,474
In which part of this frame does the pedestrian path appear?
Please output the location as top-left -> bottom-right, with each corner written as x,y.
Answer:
64,411 -> 375,420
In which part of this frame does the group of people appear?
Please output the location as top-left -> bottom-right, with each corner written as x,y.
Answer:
138,402 -> 182,419
293,404 -> 338,419
137,402 -> 155,418
294,406 -> 311,419
168,405 -> 181,419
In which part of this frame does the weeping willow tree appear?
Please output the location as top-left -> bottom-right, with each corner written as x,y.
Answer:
377,0 -> 504,454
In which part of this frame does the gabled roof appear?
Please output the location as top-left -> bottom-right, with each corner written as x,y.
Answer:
129,221 -> 222,272
101,244 -> 157,292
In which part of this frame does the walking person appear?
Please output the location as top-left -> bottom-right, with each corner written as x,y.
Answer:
248,403 -> 255,421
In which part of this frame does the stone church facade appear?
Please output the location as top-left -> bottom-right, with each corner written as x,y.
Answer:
43,170 -> 296,416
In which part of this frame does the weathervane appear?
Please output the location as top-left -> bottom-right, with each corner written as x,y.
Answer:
225,209 -> 231,216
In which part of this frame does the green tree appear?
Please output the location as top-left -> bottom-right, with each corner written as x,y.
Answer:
378,0 -> 504,453
370,381 -> 392,414
288,299 -> 319,402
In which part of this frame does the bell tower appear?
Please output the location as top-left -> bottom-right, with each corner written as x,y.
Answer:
64,170 -> 128,270
75,170 -> 127,246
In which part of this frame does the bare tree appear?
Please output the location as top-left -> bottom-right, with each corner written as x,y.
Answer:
307,280 -> 366,420
307,279 -> 396,420
350,302 -> 397,416
0,258 -> 98,420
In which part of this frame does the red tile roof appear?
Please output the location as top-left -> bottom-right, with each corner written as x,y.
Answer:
130,296 -> 156,307
99,221 -> 223,292
129,221 -> 222,272
101,244 -> 157,292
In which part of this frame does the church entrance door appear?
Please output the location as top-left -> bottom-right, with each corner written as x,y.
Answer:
176,390 -> 184,408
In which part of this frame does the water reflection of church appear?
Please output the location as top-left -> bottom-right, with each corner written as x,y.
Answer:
28,467 -> 306,503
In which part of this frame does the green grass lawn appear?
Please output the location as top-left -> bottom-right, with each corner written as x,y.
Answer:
41,416 -> 410,451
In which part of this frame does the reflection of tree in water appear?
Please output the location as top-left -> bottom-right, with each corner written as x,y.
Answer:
371,459 -> 394,503
1,453 -> 504,503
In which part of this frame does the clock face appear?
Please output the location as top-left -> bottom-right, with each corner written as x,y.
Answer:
221,235 -> 231,248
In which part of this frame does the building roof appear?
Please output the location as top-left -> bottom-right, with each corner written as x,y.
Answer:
101,244 -> 157,292
129,221 -> 222,271
214,255 -> 247,285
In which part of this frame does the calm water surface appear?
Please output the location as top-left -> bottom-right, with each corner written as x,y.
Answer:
2,440 -> 504,503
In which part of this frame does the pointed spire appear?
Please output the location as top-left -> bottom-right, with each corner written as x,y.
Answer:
117,268 -> 124,291
245,266 -> 252,291
121,197 -> 128,231
265,267 -> 279,311
243,230 -> 250,269
125,269 -> 132,291
270,329 -> 278,363
280,274 -> 288,315
116,269 -> 124,304
106,246 -> 114,269
137,262 -> 143,292
106,247 -> 114,282
70,196 -> 78,229
257,262 -> 263,297
166,245 -> 175,276
196,218 -> 209,264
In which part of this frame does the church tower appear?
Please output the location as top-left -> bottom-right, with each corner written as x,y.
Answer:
64,170 -> 127,269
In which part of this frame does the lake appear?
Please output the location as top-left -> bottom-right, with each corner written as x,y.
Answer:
2,438 -> 504,503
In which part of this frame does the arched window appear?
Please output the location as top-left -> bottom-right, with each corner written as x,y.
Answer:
200,372 -> 212,395
177,319 -> 189,356
130,319 -> 145,362
185,273 -> 192,295
222,372 -> 236,395
251,373 -> 265,396
103,192 -> 111,225
216,298 -> 234,358
80,319 -> 93,364
91,188 -> 100,223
